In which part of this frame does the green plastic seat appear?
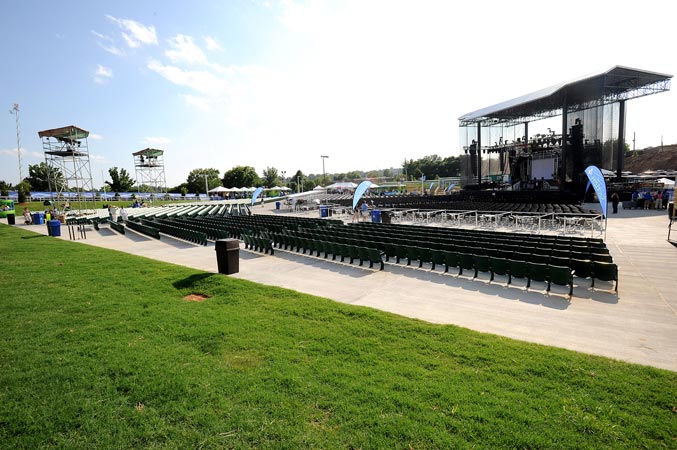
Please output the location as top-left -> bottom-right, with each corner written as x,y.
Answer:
472,254 -> 491,279
526,261 -> 548,290
458,252 -> 474,277
548,264 -> 574,296
570,258 -> 593,280
592,261 -> 618,292
489,256 -> 509,282
444,251 -> 461,275
508,259 -> 528,285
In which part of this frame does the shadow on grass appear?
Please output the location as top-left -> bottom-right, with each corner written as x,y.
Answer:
172,273 -> 219,290
20,235 -> 48,240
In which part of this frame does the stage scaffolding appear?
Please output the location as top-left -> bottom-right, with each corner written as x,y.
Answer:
133,148 -> 166,202
38,125 -> 94,213
458,66 -> 672,194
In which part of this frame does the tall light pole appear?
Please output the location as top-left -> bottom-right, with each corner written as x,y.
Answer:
204,173 -> 209,199
9,103 -> 22,184
280,170 -> 286,187
321,155 -> 329,186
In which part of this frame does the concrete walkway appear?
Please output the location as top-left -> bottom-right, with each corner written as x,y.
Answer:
5,203 -> 676,372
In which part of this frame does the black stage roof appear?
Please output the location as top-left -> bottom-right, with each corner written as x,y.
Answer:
459,66 -> 672,126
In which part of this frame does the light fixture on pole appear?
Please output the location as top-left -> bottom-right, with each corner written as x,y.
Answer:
321,155 -> 329,186
9,103 -> 22,184
281,170 -> 286,186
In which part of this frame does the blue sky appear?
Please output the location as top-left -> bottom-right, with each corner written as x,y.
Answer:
1,0 -> 675,187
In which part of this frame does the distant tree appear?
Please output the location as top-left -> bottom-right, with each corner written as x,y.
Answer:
303,179 -> 316,191
106,167 -> 135,192
168,182 -> 188,193
382,168 -> 392,179
289,170 -> 305,193
402,154 -> 461,179
25,162 -> 65,191
222,166 -> 260,188
345,170 -> 362,180
0,180 -> 10,197
262,167 -> 280,188
186,168 -> 221,194
333,173 -> 346,182
16,181 -> 30,203
181,186 -> 187,197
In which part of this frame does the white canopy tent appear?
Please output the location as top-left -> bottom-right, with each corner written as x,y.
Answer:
326,182 -> 358,190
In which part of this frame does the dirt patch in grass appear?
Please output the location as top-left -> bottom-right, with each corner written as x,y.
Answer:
183,293 -> 210,302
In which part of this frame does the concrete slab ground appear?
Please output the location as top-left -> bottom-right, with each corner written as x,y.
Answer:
5,202 -> 676,372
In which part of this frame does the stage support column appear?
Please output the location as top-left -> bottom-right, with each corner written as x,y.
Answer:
477,123 -> 482,185
561,97 -> 568,181
616,100 -> 626,180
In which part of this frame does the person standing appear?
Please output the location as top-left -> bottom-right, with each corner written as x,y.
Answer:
120,206 -> 128,222
361,201 -> 368,222
611,192 -> 620,214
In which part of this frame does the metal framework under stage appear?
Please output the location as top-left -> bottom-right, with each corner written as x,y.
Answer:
133,148 -> 166,197
38,125 -> 94,211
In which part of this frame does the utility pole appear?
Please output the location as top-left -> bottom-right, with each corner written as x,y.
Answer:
204,173 -> 209,199
297,175 -> 301,193
632,132 -> 636,151
9,103 -> 22,184
321,155 -> 329,186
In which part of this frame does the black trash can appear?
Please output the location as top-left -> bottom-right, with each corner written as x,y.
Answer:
215,238 -> 240,275
6,213 -> 15,225
381,211 -> 392,224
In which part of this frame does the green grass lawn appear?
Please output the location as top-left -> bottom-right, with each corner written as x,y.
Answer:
0,224 -> 675,449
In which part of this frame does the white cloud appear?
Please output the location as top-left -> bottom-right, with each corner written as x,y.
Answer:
89,153 -> 109,162
106,15 -> 158,48
94,64 -> 113,84
183,95 -> 213,112
0,148 -> 41,159
96,65 -> 113,78
91,30 -> 124,56
165,34 -> 207,65
147,59 -> 230,96
203,36 -> 222,51
144,137 -> 172,145
89,133 -> 104,140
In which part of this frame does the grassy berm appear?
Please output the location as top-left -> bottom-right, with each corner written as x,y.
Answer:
0,224 -> 674,449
